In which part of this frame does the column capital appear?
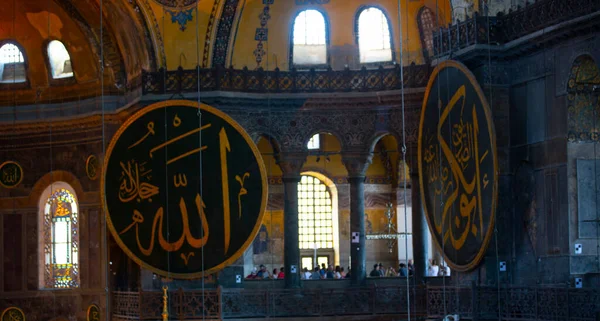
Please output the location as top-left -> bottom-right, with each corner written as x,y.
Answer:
275,151 -> 307,179
342,152 -> 373,178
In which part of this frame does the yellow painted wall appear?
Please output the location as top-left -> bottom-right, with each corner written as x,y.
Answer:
146,0 -> 451,70
148,1 -> 214,69
257,134 -> 394,178
230,0 -> 452,69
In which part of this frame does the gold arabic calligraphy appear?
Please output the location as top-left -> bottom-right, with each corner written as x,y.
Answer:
117,112 -> 250,265
423,85 -> 490,250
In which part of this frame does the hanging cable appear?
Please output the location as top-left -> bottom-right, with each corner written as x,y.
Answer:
481,1 -> 502,319
194,1 -> 208,318
99,0 -> 112,318
432,0 -> 450,317
44,0 -> 58,316
395,0 -> 411,320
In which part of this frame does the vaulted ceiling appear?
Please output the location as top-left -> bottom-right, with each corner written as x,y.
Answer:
0,0 -> 457,106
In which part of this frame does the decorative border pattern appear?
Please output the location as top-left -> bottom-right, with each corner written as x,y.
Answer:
202,0 -> 223,67
253,0 -> 274,68
166,8 -> 195,31
151,0 -> 196,8
212,0 -> 242,67
129,0 -> 161,70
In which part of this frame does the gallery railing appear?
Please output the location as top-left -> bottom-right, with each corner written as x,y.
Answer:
112,285 -> 426,320
141,64 -> 431,95
432,0 -> 600,58
111,285 -> 600,320
427,285 -> 600,320
112,289 -> 222,321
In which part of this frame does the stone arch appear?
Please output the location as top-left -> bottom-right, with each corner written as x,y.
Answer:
566,54 -> 600,142
254,132 -> 282,154
132,0 -> 166,69
29,170 -> 85,206
303,129 -> 345,152
366,130 -> 402,154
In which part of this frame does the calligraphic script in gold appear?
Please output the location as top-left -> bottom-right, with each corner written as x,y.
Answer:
86,304 -> 100,321
102,100 -> 267,278
418,60 -> 498,271
0,161 -> 23,189
86,155 -> 99,180
1,307 -> 25,321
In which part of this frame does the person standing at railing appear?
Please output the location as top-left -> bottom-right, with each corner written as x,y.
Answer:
398,263 -> 408,277
311,266 -> 321,280
370,264 -> 381,277
428,259 -> 439,277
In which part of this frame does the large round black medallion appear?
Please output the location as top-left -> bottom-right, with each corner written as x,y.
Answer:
1,307 -> 25,321
102,100 -> 267,278
418,60 -> 498,271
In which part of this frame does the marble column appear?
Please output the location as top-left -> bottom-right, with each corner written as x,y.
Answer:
342,152 -> 373,285
410,171 -> 428,281
276,152 -> 306,289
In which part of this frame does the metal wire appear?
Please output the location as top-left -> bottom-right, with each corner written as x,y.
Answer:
396,0 -> 411,319
99,0 -> 111,318
194,1 -> 207,319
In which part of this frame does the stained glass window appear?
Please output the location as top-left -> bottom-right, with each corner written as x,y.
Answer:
357,7 -> 392,63
418,7 -> 437,60
292,10 -> 327,65
43,188 -> 79,288
298,175 -> 333,249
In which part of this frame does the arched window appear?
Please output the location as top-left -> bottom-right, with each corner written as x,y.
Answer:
307,133 -> 320,150
356,7 -> 393,63
298,175 -> 333,250
47,40 -> 73,79
39,183 -> 79,289
0,43 -> 26,83
292,9 -> 327,66
417,7 -> 438,61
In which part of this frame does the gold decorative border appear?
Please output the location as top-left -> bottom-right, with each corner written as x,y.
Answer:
86,304 -> 100,321
417,60 -> 498,272
101,100 -> 268,279
86,155 -> 99,180
1,307 -> 25,321
0,161 -> 24,189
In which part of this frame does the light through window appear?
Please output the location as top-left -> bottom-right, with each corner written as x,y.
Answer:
298,175 -> 333,249
0,43 -> 26,83
47,40 -> 73,79
43,188 -> 79,288
307,134 -> 320,150
357,7 -> 392,63
292,10 -> 327,65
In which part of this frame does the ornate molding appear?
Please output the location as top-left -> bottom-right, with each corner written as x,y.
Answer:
342,152 -> 373,178
275,152 -> 307,179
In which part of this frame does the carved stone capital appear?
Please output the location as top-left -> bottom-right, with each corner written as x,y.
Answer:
275,152 -> 307,180
342,152 -> 373,178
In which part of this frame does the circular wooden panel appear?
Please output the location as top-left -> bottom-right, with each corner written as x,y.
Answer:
102,100 -> 267,278
418,60 -> 498,271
